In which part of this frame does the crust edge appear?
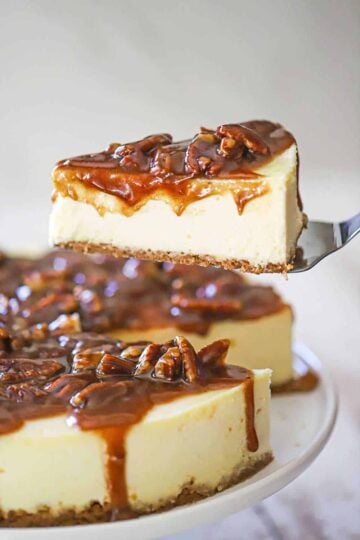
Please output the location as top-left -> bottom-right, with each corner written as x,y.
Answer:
56,241 -> 293,274
0,453 -> 272,527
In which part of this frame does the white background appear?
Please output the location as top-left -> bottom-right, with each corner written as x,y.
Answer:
0,1 -> 359,538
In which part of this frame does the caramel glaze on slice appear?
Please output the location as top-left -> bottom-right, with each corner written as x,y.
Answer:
0,326 -> 258,515
53,120 -> 299,216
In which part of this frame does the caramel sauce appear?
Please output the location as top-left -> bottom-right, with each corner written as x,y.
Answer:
0,249 -> 285,338
54,120 -> 297,215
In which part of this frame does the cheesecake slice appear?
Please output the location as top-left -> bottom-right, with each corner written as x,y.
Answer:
0,326 -> 272,526
50,121 -> 305,273
0,249 -> 293,386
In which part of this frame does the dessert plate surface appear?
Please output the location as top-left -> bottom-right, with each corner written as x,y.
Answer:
3,342 -> 337,540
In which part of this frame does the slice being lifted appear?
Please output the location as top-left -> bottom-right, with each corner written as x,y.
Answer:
50,120 -> 305,273
0,327 -> 272,526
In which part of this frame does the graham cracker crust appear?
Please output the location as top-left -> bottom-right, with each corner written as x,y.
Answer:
57,241 -> 294,274
0,453 -> 272,527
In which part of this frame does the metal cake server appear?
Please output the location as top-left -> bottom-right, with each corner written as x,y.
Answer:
290,212 -> 360,273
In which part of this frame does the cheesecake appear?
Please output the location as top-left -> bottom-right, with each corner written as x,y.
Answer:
0,249 -> 293,386
0,324 -> 272,526
50,121 -> 305,273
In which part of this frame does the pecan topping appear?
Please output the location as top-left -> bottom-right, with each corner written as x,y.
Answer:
197,339 -> 230,367
133,343 -> 162,376
23,269 -> 67,291
185,123 -> 270,177
45,374 -> 90,399
0,357 -> 64,383
72,350 -> 103,373
114,134 -> 172,171
153,346 -> 182,381
0,327 -> 11,352
171,293 -> 242,314
48,313 -> 81,335
5,382 -> 49,402
216,124 -> 269,155
75,288 -> 103,314
185,130 -> 223,176
96,353 -> 135,378
174,336 -> 198,383
71,380 -> 129,408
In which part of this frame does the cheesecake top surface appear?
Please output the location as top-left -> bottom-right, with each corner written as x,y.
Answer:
53,120 -> 297,214
0,249 -> 286,337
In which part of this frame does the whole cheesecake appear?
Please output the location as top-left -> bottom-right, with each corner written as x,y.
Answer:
0,324 -> 272,526
50,121 -> 305,273
0,249 -> 293,386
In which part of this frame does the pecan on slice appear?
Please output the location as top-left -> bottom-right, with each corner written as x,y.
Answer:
216,124 -> 270,156
115,134 -> 172,171
96,353 -> 135,378
174,336 -> 199,383
185,129 -> 223,176
153,346 -> 182,381
133,343 -> 162,376
197,339 -> 230,367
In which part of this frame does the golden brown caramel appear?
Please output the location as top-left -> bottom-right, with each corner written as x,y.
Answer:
54,120 -> 296,215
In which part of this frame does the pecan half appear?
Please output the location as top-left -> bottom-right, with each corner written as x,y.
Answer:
197,339 -> 230,367
115,134 -> 172,171
216,124 -> 269,155
75,288 -> 103,314
185,131 -> 223,176
96,353 -> 135,378
49,313 -> 82,335
72,350 -> 103,373
5,382 -> 48,402
174,336 -> 198,383
134,343 -> 162,376
0,357 -> 64,383
120,344 -> 148,361
23,269 -> 67,291
70,380 -> 129,408
45,374 -> 90,399
154,346 -> 182,381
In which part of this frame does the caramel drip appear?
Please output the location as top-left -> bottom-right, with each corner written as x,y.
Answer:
54,120 -> 297,215
243,375 -> 259,452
